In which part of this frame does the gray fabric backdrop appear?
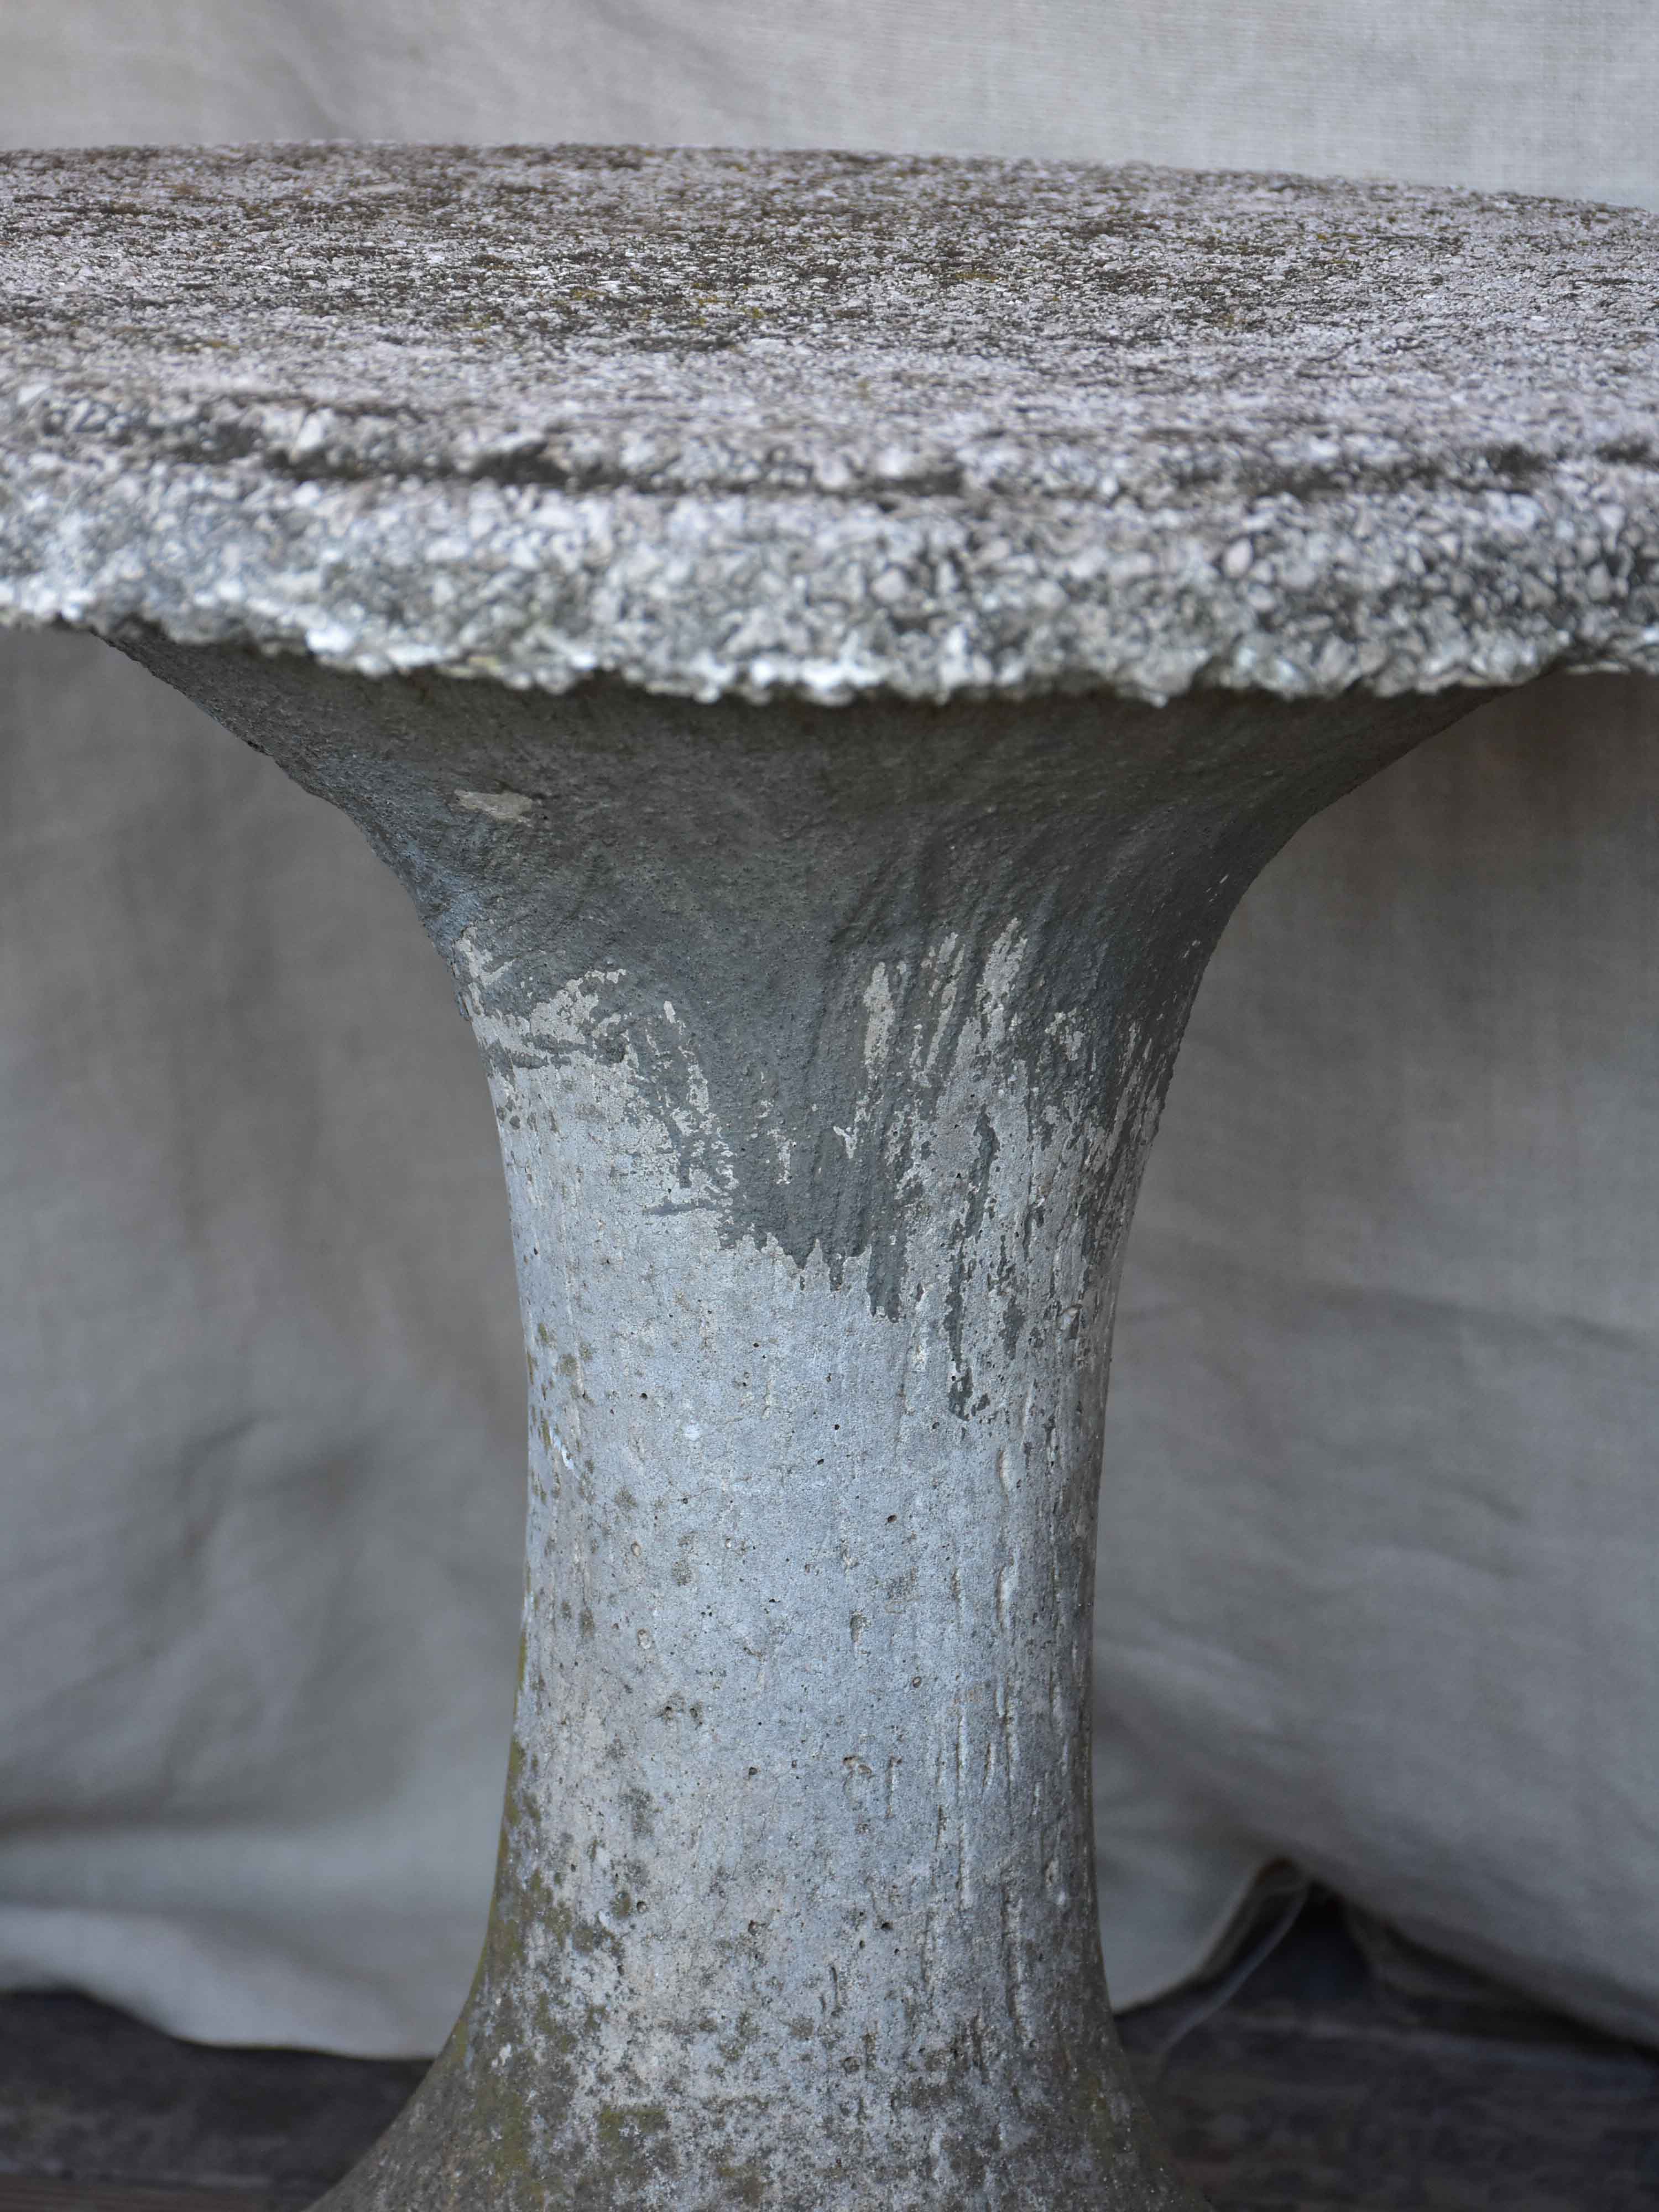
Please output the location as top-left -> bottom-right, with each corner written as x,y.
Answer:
2,1 -> 1657,2055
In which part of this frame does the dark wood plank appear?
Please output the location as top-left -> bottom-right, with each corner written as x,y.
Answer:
0,2180 -> 300,2212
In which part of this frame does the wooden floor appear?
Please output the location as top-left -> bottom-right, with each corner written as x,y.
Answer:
1119,1897 -> 1659,2210
0,2184 -> 296,2212
0,1898 -> 1653,2210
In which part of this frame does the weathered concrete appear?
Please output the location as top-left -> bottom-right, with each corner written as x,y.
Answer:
1,144 -> 1657,707
4,143 -> 1657,2211
114,631 -> 1476,2211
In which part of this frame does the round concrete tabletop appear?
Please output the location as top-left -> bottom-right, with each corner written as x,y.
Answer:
0,142 -> 1655,706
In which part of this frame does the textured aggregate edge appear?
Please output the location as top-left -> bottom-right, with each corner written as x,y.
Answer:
5,456 -> 1658,708
3,142 -> 1658,706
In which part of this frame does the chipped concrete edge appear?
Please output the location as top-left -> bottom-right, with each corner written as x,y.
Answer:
3,469 -> 1658,711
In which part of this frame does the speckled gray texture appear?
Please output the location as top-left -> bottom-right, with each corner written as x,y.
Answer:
1,142 -> 1656,706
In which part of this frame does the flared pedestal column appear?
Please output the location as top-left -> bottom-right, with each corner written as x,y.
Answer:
124,633 -> 1474,2210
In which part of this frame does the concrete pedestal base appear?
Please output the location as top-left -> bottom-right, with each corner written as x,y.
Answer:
121,631 -> 1472,2210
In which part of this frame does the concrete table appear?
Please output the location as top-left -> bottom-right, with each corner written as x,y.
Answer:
2,144 -> 1656,2211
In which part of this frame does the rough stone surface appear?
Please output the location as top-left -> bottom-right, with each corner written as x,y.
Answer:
7,142 -> 1637,2212
116,632 -> 1472,2210
1,143 -> 1657,707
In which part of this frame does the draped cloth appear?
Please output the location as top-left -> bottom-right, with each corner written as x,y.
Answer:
2,1 -> 1656,2052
